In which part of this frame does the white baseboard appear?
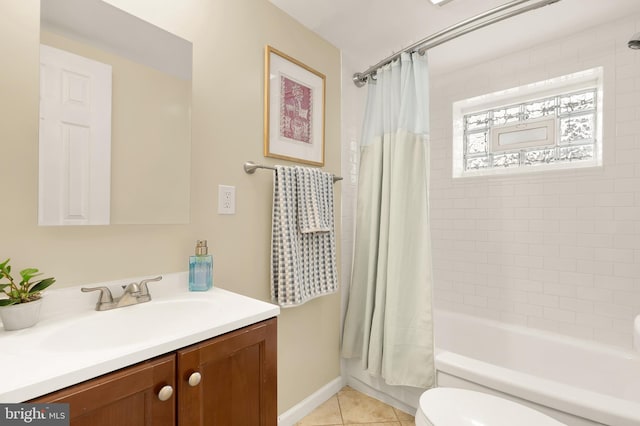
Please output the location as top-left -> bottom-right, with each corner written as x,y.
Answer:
278,376 -> 346,426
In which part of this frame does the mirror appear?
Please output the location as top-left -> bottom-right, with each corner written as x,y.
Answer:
39,0 -> 191,225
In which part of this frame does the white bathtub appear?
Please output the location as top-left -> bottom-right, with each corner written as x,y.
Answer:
434,310 -> 640,426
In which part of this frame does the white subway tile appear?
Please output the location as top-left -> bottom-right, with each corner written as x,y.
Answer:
558,245 -> 595,261
513,207 -> 544,220
576,286 -> 613,303
576,207 -> 614,221
594,275 -> 635,292
514,231 -> 545,245
528,268 -> 559,283
544,307 -> 576,323
576,259 -> 614,275
614,234 -> 640,249
514,254 -> 544,268
487,297 -> 514,312
595,192 -> 635,207
543,256 -> 577,272
544,233 -> 576,246
544,282 -> 577,297
575,312 -> 612,329
528,292 -> 559,308
464,294 -> 488,308
513,279 -> 544,293
612,290 -> 640,307
557,194 -> 594,208
529,220 -> 559,233
558,271 -> 595,287
559,297 -> 594,314
435,289 -> 464,303
613,261 -> 640,278
515,302 -> 543,317
575,233 -> 613,249
543,182 -> 577,195
593,247 -> 634,263
452,282 -> 477,295
544,207 -> 577,221
594,302 -> 634,319
614,206 -> 640,221
500,265 -> 530,280
529,243 -> 560,257
529,194 -> 559,208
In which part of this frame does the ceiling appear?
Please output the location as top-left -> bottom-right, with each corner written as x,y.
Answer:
269,0 -> 640,75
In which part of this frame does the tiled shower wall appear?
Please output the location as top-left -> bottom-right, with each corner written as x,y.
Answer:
429,14 -> 640,349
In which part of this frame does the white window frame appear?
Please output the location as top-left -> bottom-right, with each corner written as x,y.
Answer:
452,67 -> 603,178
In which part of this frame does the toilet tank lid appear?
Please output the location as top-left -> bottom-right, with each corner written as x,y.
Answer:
420,388 -> 566,426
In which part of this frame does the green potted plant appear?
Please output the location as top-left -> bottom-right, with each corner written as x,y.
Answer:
0,258 -> 56,331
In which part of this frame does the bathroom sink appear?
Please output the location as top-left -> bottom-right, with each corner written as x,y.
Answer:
0,272 -> 280,402
41,298 -> 216,351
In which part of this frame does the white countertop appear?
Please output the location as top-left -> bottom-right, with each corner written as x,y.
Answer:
0,272 -> 280,402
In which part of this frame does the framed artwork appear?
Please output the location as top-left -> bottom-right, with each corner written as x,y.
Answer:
264,45 -> 326,166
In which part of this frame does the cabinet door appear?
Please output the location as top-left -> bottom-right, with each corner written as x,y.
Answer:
31,354 -> 176,426
177,318 -> 277,426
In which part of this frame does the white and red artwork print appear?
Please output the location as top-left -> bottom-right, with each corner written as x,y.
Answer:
280,75 -> 313,144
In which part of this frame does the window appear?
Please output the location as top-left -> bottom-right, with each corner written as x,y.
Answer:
453,68 -> 603,177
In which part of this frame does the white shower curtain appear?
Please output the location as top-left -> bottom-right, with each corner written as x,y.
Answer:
341,52 -> 434,388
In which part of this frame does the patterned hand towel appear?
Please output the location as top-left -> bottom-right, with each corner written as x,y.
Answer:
271,165 -> 338,307
295,166 -> 333,233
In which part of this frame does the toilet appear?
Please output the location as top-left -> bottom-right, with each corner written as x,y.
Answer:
415,387 -> 566,426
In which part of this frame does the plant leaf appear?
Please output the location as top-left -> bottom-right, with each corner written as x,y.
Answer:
29,277 -> 56,293
20,268 -> 41,283
0,299 -> 17,306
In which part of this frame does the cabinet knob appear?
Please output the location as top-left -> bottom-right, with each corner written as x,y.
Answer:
188,372 -> 202,387
157,385 -> 173,401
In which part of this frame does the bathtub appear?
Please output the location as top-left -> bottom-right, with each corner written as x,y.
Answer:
434,310 -> 640,426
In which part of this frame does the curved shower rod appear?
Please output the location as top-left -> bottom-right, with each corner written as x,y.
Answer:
352,0 -> 561,87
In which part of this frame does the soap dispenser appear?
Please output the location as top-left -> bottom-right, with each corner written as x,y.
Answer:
189,240 -> 213,291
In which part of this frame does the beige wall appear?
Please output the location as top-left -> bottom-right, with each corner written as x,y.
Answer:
0,0 -> 341,414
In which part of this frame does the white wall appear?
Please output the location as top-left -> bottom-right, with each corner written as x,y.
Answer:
430,14 -> 640,349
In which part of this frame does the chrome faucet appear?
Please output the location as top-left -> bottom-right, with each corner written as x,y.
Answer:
81,276 -> 163,311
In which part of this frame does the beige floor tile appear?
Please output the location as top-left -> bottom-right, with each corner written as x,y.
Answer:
338,387 -> 398,424
400,422 -> 416,426
393,407 -> 415,421
296,396 -> 343,426
344,423 -> 400,426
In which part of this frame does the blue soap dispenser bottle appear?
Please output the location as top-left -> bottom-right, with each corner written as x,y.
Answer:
189,240 -> 213,291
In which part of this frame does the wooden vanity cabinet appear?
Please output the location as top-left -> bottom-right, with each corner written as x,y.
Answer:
177,317 -> 277,425
31,318 -> 277,426
31,354 -> 176,426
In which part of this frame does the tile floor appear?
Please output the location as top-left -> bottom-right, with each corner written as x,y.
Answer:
296,386 -> 416,426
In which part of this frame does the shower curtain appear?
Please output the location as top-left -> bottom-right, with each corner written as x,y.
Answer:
341,52 -> 434,388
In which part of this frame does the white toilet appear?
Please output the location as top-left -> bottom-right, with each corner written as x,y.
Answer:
415,387 -> 566,426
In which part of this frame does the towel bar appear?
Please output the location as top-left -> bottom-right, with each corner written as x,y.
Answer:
243,161 -> 343,183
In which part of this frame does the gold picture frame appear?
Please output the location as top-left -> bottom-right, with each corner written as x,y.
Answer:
264,46 -> 326,166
